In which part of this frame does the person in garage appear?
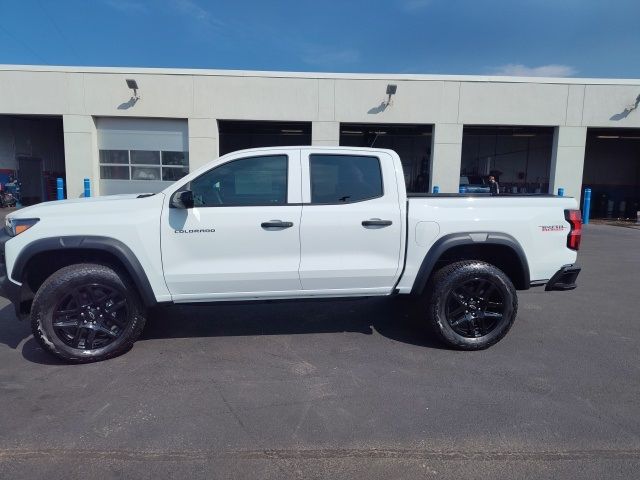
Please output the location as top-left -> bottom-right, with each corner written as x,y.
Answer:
488,175 -> 500,195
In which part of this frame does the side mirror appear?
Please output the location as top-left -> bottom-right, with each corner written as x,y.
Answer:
171,190 -> 194,209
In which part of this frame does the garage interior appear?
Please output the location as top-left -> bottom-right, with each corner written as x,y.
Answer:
339,123 -> 432,193
583,128 -> 640,219
218,120 -> 311,156
460,126 -> 554,193
0,115 -> 65,205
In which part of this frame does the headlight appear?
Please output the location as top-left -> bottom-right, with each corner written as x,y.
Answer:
5,218 -> 39,236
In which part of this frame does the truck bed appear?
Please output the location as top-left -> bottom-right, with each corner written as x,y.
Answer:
394,194 -> 579,294
407,193 -> 559,198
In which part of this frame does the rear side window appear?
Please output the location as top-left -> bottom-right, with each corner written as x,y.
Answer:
310,154 -> 382,204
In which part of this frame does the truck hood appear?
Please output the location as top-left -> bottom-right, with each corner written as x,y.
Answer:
7,193 -> 159,219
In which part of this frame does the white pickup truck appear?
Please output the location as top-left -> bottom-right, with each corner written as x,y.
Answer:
0,146 -> 582,363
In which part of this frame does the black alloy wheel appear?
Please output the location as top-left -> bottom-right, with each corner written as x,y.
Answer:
444,277 -> 506,338
52,284 -> 130,350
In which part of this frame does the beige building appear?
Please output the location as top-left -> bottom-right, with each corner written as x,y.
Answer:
0,64 -> 639,217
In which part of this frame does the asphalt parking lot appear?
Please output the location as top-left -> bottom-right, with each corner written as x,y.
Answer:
0,224 -> 639,479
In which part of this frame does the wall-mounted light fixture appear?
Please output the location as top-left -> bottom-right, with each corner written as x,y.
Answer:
624,94 -> 640,113
126,79 -> 140,100
385,84 -> 397,106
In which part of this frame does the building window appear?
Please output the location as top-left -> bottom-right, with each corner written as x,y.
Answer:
130,150 -> 160,165
99,150 -> 129,164
99,149 -> 189,181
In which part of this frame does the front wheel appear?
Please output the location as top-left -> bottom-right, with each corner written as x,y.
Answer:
424,260 -> 518,350
31,263 -> 146,363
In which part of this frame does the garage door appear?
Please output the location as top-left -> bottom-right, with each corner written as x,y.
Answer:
97,118 -> 189,195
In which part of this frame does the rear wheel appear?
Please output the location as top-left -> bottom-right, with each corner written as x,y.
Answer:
424,260 -> 517,350
31,263 -> 146,363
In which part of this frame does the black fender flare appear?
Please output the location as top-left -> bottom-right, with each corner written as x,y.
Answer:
411,232 -> 530,294
12,236 -> 157,307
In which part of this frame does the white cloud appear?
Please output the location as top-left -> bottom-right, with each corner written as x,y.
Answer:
400,0 -> 431,11
301,48 -> 360,67
165,0 -> 226,37
490,63 -> 577,77
169,0 -> 218,24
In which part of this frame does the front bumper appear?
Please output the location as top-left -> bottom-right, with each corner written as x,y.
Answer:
545,264 -> 581,291
0,228 -> 23,317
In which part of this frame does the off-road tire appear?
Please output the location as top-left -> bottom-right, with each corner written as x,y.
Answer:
423,260 -> 517,350
31,263 -> 146,363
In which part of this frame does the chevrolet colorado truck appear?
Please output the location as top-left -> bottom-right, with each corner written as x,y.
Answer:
0,146 -> 582,363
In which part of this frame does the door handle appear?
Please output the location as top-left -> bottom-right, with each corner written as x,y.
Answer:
362,218 -> 393,227
261,220 -> 294,229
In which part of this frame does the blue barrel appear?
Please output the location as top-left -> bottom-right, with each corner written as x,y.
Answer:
583,188 -> 592,225
459,185 -> 467,194
56,177 -> 64,200
84,178 -> 91,198
432,185 -> 439,194
557,188 -> 564,197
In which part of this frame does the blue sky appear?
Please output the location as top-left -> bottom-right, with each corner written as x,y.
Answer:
0,0 -> 639,78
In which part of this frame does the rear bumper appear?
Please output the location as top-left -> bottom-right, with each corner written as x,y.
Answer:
544,264 -> 581,291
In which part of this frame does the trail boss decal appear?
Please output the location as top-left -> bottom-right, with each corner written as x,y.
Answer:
174,228 -> 216,233
539,225 -> 566,232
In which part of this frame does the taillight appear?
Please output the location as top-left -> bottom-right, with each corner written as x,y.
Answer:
564,209 -> 582,251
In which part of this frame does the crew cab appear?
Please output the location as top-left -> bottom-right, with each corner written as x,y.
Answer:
0,147 -> 582,362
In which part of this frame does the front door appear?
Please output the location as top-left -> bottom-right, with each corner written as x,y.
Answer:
161,150 -> 303,301
298,150 -> 404,294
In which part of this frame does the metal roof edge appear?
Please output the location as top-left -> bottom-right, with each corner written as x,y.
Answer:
0,64 -> 639,86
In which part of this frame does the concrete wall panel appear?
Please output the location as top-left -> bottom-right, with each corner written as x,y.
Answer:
439,81 -> 460,124
312,121 -> 339,145
459,82 -> 568,125
566,85 -> 585,127
188,118 -> 217,139
317,79 -> 335,121
0,71 -> 69,114
62,114 -> 95,133
194,76 -> 318,120
550,126 -> 587,199
430,123 -> 464,193
334,80 -> 444,123
83,73 -> 193,118
63,131 -> 96,198
582,85 -> 640,127
188,135 -> 218,171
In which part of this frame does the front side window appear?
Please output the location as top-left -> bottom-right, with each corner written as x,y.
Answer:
310,154 -> 383,204
187,155 -> 288,207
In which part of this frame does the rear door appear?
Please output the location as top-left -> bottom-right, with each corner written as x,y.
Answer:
298,149 -> 403,294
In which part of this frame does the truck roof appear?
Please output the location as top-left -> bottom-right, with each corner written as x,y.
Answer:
220,145 -> 398,156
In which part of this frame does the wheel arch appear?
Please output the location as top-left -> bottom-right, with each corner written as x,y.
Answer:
411,232 -> 531,294
12,236 -> 157,308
